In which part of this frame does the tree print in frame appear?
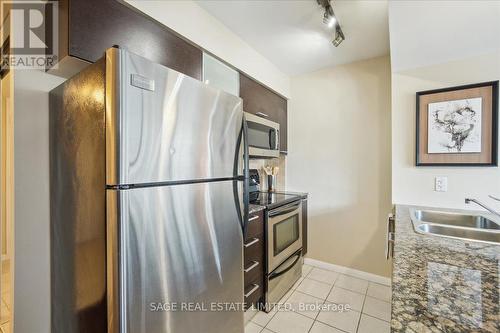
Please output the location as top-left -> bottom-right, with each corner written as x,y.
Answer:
428,97 -> 482,154
416,81 -> 498,166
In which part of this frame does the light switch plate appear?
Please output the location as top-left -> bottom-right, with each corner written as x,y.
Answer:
435,176 -> 448,192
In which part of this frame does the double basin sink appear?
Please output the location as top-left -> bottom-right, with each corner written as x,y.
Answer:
410,209 -> 500,244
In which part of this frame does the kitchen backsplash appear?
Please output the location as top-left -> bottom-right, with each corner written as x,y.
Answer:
249,155 -> 286,191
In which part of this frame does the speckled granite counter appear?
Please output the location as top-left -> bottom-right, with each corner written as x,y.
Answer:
249,204 -> 265,214
274,190 -> 308,199
392,205 -> 499,333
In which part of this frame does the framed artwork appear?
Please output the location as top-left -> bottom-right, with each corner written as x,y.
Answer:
416,81 -> 498,166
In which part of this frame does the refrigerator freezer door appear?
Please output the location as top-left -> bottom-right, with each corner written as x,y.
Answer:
106,48 -> 244,186
107,180 -> 244,333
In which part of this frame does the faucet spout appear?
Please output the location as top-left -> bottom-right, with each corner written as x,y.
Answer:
465,197 -> 500,219
489,194 -> 500,202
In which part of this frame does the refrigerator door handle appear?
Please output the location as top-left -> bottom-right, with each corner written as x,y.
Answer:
242,117 -> 249,238
232,124 -> 244,232
232,117 -> 249,236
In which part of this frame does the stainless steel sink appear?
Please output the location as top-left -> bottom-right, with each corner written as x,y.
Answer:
413,209 -> 499,230
416,223 -> 500,244
410,209 -> 500,244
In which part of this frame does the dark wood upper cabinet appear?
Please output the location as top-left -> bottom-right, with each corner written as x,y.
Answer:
50,1 -> 289,153
50,0 -> 202,80
239,74 -> 288,153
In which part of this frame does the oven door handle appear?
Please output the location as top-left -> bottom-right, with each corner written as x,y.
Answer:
268,252 -> 301,281
269,201 -> 301,218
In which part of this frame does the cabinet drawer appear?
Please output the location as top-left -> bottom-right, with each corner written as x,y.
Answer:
245,211 -> 264,240
243,281 -> 263,311
243,234 -> 263,264
243,259 -> 263,286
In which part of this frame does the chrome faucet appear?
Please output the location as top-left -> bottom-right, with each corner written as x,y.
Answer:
465,197 -> 500,219
489,194 -> 500,202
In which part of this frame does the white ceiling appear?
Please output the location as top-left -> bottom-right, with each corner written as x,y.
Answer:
389,0 -> 500,73
196,0 -> 389,76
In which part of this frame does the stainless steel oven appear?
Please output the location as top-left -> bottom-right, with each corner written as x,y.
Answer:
265,200 -> 302,308
267,200 -> 302,272
245,112 -> 280,158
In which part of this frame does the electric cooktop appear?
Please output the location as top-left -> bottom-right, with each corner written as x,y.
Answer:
248,168 -> 303,209
249,191 -> 301,210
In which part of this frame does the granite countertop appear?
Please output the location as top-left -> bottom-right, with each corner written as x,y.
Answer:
392,205 -> 499,333
274,190 -> 308,199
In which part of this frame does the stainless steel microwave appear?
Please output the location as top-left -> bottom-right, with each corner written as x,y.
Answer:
244,112 -> 280,158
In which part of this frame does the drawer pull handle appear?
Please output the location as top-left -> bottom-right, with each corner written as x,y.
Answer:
256,112 -> 269,118
244,238 -> 259,248
248,215 -> 259,222
244,261 -> 259,273
244,284 -> 259,298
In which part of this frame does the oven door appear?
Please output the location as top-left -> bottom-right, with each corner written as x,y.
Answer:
245,112 -> 280,158
266,250 -> 302,311
267,201 -> 302,272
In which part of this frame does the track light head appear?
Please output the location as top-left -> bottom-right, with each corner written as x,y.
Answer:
322,5 -> 336,28
324,13 -> 336,28
332,25 -> 345,47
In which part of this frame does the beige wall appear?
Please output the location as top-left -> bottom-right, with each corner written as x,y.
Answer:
392,52 -> 500,209
287,56 -> 392,277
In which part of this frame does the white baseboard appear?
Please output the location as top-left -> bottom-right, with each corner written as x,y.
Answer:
304,258 -> 391,286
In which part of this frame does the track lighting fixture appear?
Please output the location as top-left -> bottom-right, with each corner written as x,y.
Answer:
317,0 -> 345,47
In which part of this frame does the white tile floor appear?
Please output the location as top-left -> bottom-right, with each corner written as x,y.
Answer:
245,265 -> 391,333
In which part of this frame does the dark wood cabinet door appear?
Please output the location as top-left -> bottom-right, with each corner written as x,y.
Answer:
68,0 -> 202,80
276,102 -> 288,153
302,199 -> 308,256
239,74 -> 288,152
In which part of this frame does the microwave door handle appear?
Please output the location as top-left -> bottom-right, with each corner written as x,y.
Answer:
268,129 -> 273,151
268,252 -> 301,280
275,129 -> 280,151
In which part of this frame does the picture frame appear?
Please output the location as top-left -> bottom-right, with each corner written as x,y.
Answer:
416,81 -> 498,166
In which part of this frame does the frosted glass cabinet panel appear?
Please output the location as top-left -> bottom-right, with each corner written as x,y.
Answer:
202,53 -> 239,96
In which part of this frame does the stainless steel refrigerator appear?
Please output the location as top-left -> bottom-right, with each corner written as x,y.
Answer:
50,47 -> 248,333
